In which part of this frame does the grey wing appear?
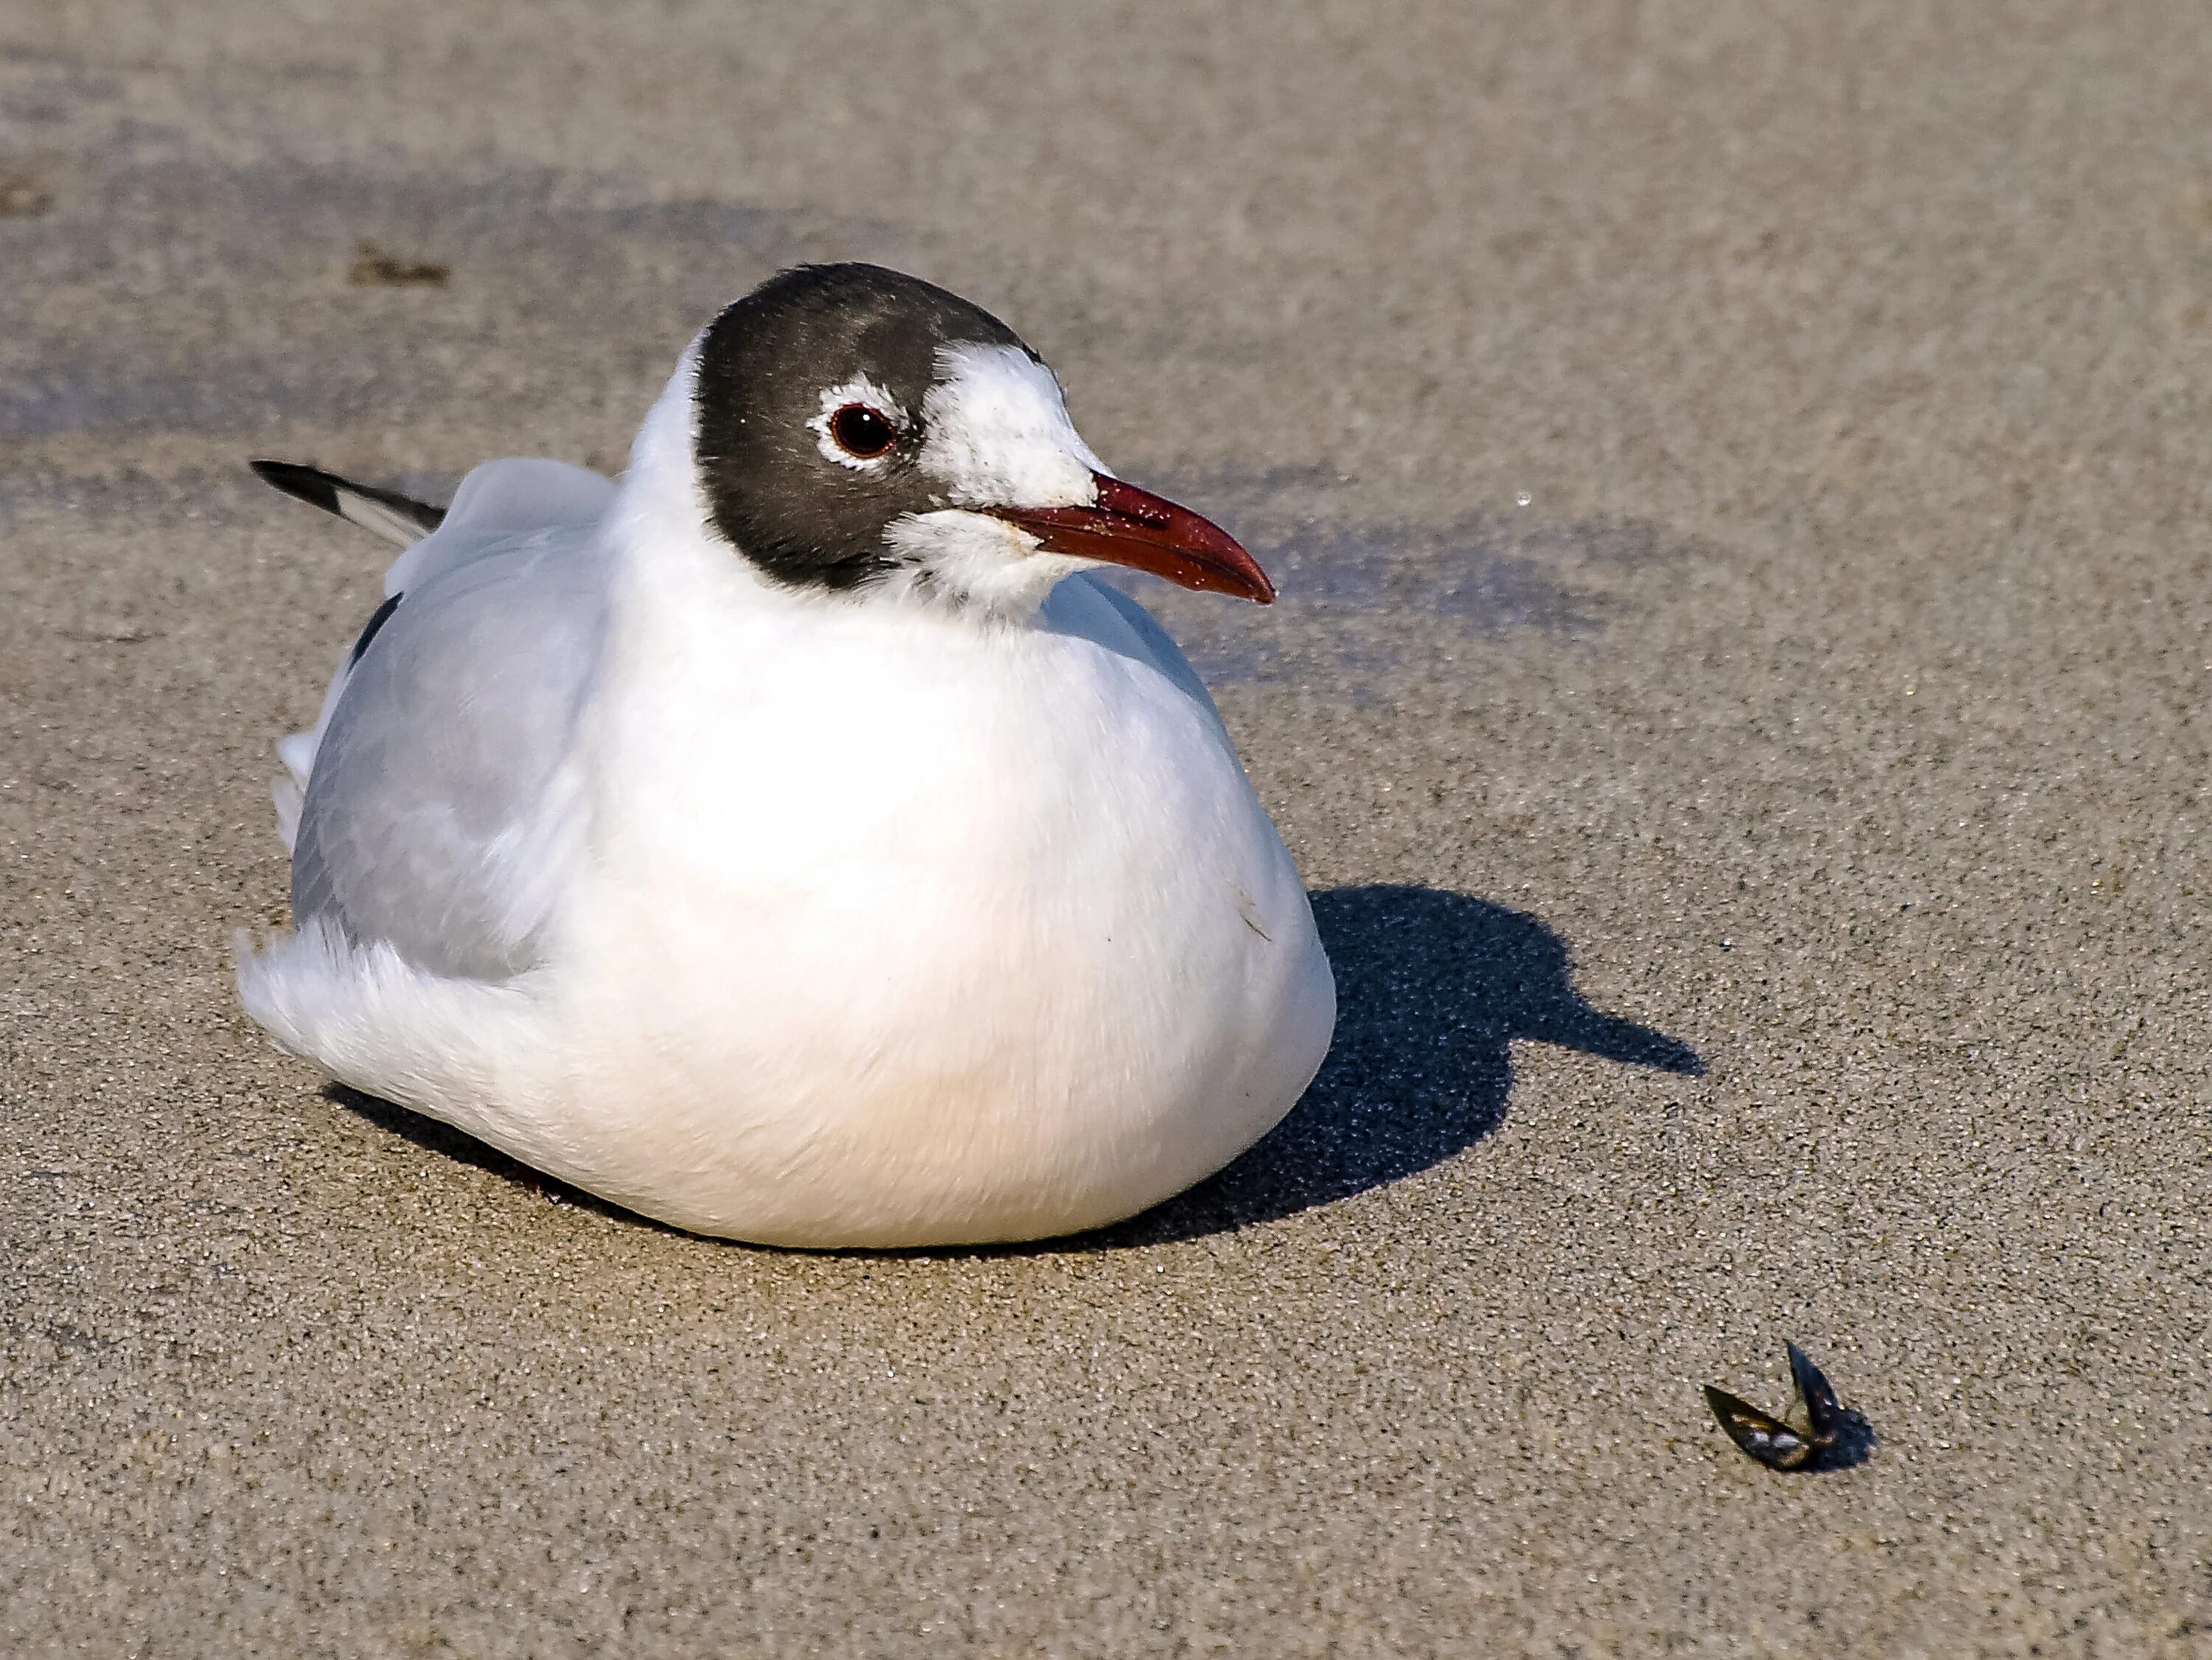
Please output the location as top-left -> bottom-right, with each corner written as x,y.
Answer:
292,526 -> 610,981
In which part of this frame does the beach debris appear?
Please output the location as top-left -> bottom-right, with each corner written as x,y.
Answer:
1703,1341 -> 1844,1471
0,168 -> 55,218
349,241 -> 450,287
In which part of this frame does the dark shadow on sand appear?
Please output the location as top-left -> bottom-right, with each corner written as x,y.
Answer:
325,1083 -> 669,1232
327,883 -> 1701,1251
1085,883 -> 1703,1246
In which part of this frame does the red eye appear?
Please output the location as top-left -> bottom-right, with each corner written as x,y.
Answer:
829,403 -> 897,459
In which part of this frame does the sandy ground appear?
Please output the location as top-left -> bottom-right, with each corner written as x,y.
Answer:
4,1 -> 2211,1653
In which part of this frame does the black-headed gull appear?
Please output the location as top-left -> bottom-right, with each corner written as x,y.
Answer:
238,263 -> 1335,1247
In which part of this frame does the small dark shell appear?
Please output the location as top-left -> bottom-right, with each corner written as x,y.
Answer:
1786,1341 -> 1843,1448
1703,1384 -> 1818,1471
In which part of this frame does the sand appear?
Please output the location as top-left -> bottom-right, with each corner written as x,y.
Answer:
3,1 -> 2209,1653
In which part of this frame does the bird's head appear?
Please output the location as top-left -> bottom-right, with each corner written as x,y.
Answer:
679,263 -> 1273,617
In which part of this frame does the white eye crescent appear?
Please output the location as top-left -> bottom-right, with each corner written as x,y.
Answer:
808,375 -> 908,470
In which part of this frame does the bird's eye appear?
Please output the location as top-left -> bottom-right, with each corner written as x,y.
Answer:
828,404 -> 897,459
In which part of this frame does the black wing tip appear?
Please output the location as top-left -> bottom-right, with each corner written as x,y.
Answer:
348,591 -> 404,666
250,458 -> 345,515
248,459 -> 448,534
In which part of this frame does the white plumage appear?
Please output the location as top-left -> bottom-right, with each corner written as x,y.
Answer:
239,268 -> 1335,1246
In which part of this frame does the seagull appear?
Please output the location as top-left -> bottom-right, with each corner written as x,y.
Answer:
237,263 -> 1336,1248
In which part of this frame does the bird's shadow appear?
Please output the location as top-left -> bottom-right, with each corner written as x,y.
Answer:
1087,883 -> 1703,1247
327,1083 -> 645,1226
325,883 -> 1702,1249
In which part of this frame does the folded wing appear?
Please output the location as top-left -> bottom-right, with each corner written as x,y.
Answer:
265,458 -> 618,980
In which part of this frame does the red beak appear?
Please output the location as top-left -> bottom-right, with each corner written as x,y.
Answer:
987,474 -> 1275,604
